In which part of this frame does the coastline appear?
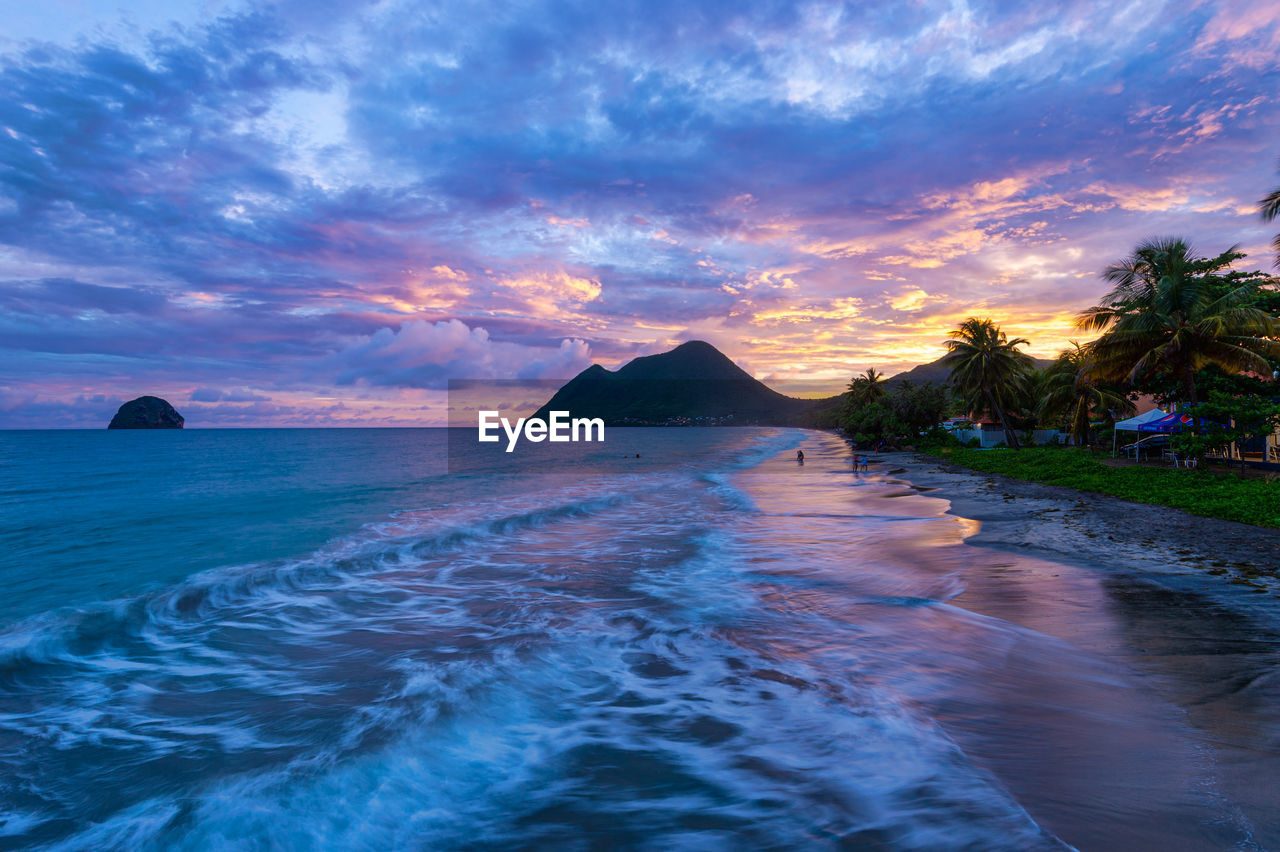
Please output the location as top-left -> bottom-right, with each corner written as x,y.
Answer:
871,450 -> 1280,626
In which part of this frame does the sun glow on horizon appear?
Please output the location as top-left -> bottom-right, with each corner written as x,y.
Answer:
0,0 -> 1276,426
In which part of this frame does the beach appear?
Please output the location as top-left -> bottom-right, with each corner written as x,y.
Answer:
853,447 -> 1280,850
885,450 -> 1280,617
3,428 -> 1279,849
6,1 -> 1280,847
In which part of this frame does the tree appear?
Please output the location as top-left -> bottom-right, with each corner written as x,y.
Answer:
941,317 -> 1034,449
846,368 -> 887,406
1078,238 -> 1280,406
1005,365 -> 1053,434
840,398 -> 900,446
839,380 -> 949,446
1037,342 -> 1135,446
888,380 -> 949,436
1262,159 -> 1280,266
1169,390 -> 1280,464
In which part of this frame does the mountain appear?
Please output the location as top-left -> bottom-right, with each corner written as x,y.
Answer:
533,344 -> 1054,428
108,396 -> 185,429
883,358 -> 954,388
534,341 -> 831,425
885,354 -> 1054,387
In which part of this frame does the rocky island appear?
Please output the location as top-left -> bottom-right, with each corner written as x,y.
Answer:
107,396 -> 185,429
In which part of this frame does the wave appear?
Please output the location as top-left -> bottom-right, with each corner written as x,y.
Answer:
32,594 -> 1069,852
0,430 -> 1091,850
0,485 -> 650,669
0,428 -> 809,679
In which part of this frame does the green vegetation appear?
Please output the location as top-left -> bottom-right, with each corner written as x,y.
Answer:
1168,390 -> 1280,462
836,185 -> 1280,458
1036,342 -> 1134,447
941,318 -> 1034,449
841,380 -> 948,446
846,368 -> 887,406
1080,239 -> 1280,404
836,244 -> 1278,456
925,446 -> 1280,529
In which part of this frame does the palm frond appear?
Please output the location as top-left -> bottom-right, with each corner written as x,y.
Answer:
1262,188 -> 1280,223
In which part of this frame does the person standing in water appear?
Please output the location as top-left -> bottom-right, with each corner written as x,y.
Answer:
796,450 -> 805,463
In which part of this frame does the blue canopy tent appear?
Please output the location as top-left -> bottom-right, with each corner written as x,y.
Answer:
1121,410 -> 1228,464
1111,408 -> 1167,456
1136,412 -> 1222,433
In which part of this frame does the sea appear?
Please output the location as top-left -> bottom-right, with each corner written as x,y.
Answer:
0,428 -> 1277,850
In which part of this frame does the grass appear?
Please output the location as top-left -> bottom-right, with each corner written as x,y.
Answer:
923,446 -> 1280,529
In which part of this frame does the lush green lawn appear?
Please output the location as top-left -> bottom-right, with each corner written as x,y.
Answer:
923,446 -> 1280,529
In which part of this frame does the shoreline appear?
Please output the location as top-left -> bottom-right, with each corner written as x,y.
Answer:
869,450 -> 1280,627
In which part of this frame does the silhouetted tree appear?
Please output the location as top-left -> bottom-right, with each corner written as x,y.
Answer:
941,318 -> 1033,449
1038,342 -> 1135,446
1079,238 -> 1280,406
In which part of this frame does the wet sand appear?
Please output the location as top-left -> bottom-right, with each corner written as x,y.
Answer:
848,450 -> 1280,850
884,451 -> 1280,620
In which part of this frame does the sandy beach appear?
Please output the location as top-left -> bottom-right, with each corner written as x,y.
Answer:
879,450 -> 1280,624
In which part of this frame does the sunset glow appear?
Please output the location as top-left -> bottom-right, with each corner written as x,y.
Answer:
1,1 -> 1278,425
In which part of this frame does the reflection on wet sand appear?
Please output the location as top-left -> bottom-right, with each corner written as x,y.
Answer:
735,435 -> 1278,850
3,428 -> 1276,849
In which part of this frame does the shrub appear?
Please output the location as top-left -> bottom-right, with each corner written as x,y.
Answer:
922,447 -> 1280,528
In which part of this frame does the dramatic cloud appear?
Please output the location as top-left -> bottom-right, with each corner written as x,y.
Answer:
189,387 -> 271,402
1,0 -> 1278,424
330,319 -> 592,388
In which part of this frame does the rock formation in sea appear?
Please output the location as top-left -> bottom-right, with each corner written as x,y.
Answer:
107,396 -> 185,429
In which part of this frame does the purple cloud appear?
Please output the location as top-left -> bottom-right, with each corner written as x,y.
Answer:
330,319 -> 592,388
0,0 -> 1277,425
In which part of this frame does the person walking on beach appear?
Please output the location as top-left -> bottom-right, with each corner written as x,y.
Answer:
796,450 -> 805,463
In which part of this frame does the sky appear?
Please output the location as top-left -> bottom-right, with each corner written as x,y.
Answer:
1,0 -> 1278,427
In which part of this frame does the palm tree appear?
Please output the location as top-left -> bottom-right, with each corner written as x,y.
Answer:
941,318 -> 1034,449
1003,364 -> 1053,430
1038,342 -> 1135,446
1078,237 -> 1280,406
1261,159 -> 1280,265
846,368 -> 887,406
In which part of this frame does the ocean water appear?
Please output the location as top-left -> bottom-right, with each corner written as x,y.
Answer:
1,428 -> 1277,850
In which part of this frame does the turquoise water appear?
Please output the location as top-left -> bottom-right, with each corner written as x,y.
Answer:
0,428 -> 740,623
1,428 -> 1277,850
1,429 -> 446,622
